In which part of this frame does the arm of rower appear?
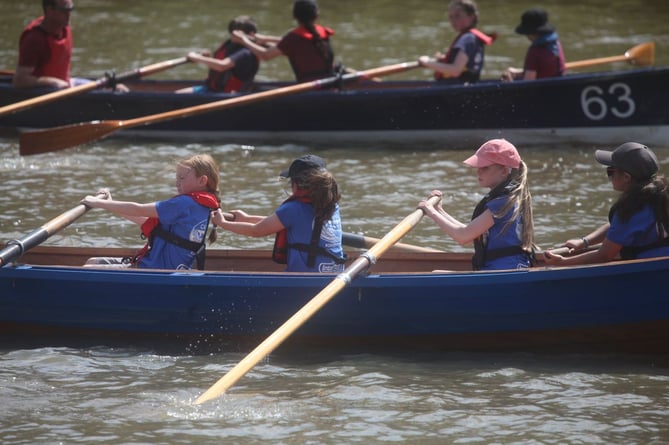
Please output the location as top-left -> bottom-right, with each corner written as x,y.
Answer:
12,65 -> 69,89
219,212 -> 285,237
522,69 -> 537,80
427,207 -> 494,246
232,30 -> 283,61
546,238 -> 622,266
187,52 -> 235,72
81,195 -> 157,225
564,222 -> 610,250
421,51 -> 469,78
254,33 -> 281,45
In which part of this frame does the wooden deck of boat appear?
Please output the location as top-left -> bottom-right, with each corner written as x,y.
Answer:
19,245 -> 476,273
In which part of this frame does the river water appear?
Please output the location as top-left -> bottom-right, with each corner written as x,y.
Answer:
2,1 -> 669,444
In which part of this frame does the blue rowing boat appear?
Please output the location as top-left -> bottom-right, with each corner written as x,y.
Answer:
1,67 -> 668,147
1,246 -> 667,354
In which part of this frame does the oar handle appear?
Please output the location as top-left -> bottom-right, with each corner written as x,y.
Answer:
193,195 -> 439,404
0,193 -> 103,266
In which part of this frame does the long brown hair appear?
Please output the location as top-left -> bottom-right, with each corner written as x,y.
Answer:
292,168 -> 340,224
612,175 -> 669,229
292,0 -> 333,69
491,161 -> 534,250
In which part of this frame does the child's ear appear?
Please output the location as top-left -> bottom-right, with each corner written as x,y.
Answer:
200,175 -> 209,186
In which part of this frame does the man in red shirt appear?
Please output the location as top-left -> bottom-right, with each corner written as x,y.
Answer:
14,0 -> 75,89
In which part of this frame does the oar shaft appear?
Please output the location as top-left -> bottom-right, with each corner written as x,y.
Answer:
195,277 -> 348,403
19,60 -> 421,156
565,54 -> 627,70
0,56 -> 189,117
0,203 -> 92,266
219,212 -> 438,253
123,61 -> 420,129
342,232 -> 441,253
0,80 -> 103,116
194,195 -> 439,404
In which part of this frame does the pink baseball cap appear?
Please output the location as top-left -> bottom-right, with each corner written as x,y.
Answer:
463,139 -> 522,168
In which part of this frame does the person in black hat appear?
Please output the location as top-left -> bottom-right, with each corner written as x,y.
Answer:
545,142 -> 669,266
502,8 -> 566,81
211,154 -> 346,273
231,0 -> 337,82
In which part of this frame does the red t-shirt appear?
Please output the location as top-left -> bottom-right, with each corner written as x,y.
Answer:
277,25 -> 334,82
18,17 -> 72,82
523,43 -> 565,79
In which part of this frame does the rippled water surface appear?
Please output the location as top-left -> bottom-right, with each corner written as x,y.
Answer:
2,348 -> 669,444
2,0 -> 669,443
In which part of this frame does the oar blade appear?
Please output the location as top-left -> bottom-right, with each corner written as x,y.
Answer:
19,120 -> 123,156
627,41 -> 655,66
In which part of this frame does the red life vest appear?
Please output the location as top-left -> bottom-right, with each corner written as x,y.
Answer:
133,191 -> 219,267
205,40 -> 245,93
272,191 -> 311,264
20,17 -> 72,82
434,28 -> 494,81
290,24 -> 335,40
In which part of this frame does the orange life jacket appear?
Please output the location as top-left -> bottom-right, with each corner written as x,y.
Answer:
205,41 -> 247,93
434,28 -> 494,81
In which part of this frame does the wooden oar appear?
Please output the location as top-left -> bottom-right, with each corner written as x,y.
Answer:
19,61 -> 421,156
537,243 -> 601,258
342,231 -> 441,253
0,57 -> 189,118
0,194 -> 102,266
194,195 -> 440,404
220,204 -> 439,255
565,42 -> 654,70
343,66 -> 383,82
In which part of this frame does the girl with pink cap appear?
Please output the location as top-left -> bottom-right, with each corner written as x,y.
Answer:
418,139 -> 535,270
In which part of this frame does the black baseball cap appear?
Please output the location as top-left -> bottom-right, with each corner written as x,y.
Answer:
279,154 -> 326,178
595,142 -> 659,180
